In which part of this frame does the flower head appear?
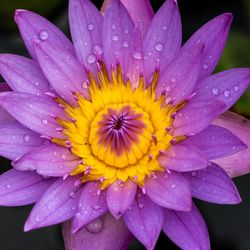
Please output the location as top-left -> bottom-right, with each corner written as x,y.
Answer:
0,0 -> 249,249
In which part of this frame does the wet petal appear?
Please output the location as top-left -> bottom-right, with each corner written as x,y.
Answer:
0,169 -> 53,206
181,125 -> 246,160
145,172 -> 192,211
163,203 -> 210,250
184,163 -> 241,204
69,0 -> 103,73
213,111 -> 250,177
0,92 -> 66,139
158,145 -> 208,172
184,13 -> 233,80
34,39 -> 88,105
71,182 -> 108,233
144,0 -> 182,82
103,0 -> 134,73
106,179 -> 137,218
63,213 -> 132,250
0,122 -> 45,160
14,9 -> 74,59
123,192 -> 164,249
13,144 -> 79,176
24,177 -> 80,231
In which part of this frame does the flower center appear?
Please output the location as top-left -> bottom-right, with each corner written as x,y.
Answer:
53,62 -> 186,189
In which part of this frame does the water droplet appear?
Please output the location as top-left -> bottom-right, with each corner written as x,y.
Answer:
93,45 -> 103,55
88,24 -> 95,31
155,43 -> 164,52
69,191 -> 76,198
224,89 -> 231,98
112,35 -> 119,41
138,203 -> 144,209
202,177 -> 206,181
170,77 -> 176,83
28,103 -> 33,108
35,82 -> 39,86
87,54 -> 96,64
86,218 -> 103,234
39,30 -> 49,41
211,87 -> 219,96
133,52 -> 142,60
163,26 -> 167,30
111,24 -> 116,30
41,119 -> 48,125
124,29 -> 129,34
6,184 -> 11,189
61,154 -> 66,160
165,85 -> 171,92
122,41 -> 129,48
92,205 -> 100,210
171,184 -> 176,189
191,171 -> 197,177
23,134 -> 30,143
234,85 -> 240,92
202,64 -> 209,70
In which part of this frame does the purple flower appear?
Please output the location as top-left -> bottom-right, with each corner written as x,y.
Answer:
0,0 -> 249,249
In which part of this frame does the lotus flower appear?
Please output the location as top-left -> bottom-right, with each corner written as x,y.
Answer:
0,0 -> 249,249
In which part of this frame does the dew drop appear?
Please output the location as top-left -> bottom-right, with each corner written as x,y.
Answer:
224,89 -> 231,98
133,52 -> 142,60
138,203 -> 144,209
202,64 -> 209,70
122,41 -> 129,48
69,191 -> 76,198
86,218 -> 103,234
111,24 -> 116,30
92,205 -> 100,210
112,35 -> 119,41
163,26 -> 167,30
41,119 -> 48,125
88,24 -> 95,31
155,43 -> 164,52
23,134 -> 30,143
39,30 -> 49,41
191,171 -> 197,177
171,184 -> 176,189
234,85 -> 240,92
211,87 -> 219,96
6,184 -> 11,189
61,154 -> 66,160
124,29 -> 129,34
202,177 -> 206,181
87,54 -> 96,64
170,77 -> 176,83
93,45 -> 103,55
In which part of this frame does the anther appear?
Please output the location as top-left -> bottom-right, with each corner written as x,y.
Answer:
152,134 -> 158,145
148,154 -> 153,161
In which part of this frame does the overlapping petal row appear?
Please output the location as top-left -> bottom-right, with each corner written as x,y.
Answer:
0,0 -> 249,249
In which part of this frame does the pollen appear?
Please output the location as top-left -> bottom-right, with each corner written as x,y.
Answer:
52,62 -> 186,189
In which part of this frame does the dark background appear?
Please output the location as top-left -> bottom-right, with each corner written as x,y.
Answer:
0,0 -> 250,249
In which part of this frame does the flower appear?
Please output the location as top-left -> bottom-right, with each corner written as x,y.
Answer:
0,0 -> 249,249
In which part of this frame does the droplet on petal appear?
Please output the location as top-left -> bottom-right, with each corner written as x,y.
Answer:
86,218 -> 103,234
211,87 -> 220,96
39,30 -> 49,41
88,24 -> 95,31
87,54 -> 96,64
155,43 -> 164,52
23,134 -> 30,143
224,90 -> 231,98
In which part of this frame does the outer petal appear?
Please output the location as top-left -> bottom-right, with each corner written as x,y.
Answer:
106,179 -> 137,219
103,0 -> 134,74
181,125 -> 246,160
173,99 -> 225,136
0,169 -> 53,206
184,163 -> 241,204
13,144 -> 79,176
14,9 -> 74,59
0,54 -> 50,96
158,145 -> 208,172
24,177 -> 80,232
123,192 -> 164,249
0,92 -> 66,139
184,13 -> 233,80
145,172 -> 192,211
213,111 -> 250,177
63,213 -> 132,250
156,44 -> 204,103
195,68 -> 250,113
69,0 -> 103,72
71,182 -> 108,233
0,122 -> 45,160
144,0 -> 182,82
34,39 -> 88,105
163,203 -> 210,250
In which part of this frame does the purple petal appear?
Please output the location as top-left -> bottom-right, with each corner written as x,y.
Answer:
0,92 -> 66,139
184,163 -> 241,204
24,176 -> 80,231
195,68 -> 250,112
106,179 -> 137,219
0,122 -> 45,160
0,169 -> 53,206
181,125 -> 246,160
163,203 -> 210,250
145,172 -> 192,211
63,213 -> 132,250
13,144 -> 79,176
14,9 -> 74,59
69,0 -> 103,73
123,192 -> 164,249
144,0 -> 182,82
103,0 -> 134,73
71,182 -> 108,233
0,54 -> 50,96
34,39 -> 88,105
156,43 -> 204,103
173,99 -> 225,136
158,145 -> 208,172
184,13 -> 233,80
213,111 -> 250,177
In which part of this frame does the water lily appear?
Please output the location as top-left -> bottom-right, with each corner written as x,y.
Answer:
0,0 -> 249,249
